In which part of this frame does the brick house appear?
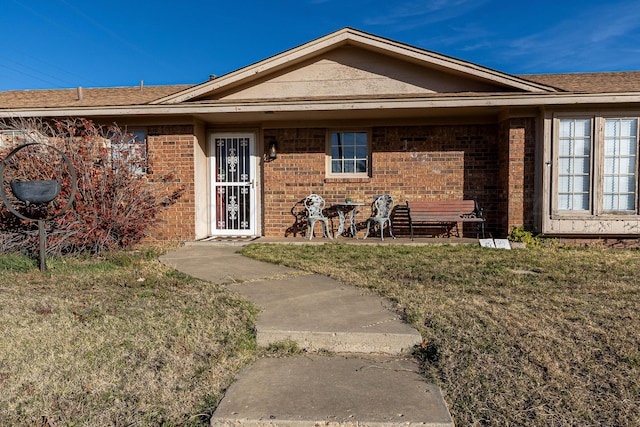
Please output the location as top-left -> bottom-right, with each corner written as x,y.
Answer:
2,28 -> 640,243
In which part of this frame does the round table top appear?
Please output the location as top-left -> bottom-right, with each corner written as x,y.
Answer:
335,201 -> 366,206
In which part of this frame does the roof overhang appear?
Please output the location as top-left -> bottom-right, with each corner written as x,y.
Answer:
4,92 -> 640,122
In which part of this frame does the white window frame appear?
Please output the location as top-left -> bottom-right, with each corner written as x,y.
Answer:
326,129 -> 371,178
602,117 -> 638,212
111,129 -> 148,175
552,114 -> 640,217
0,130 -> 28,147
556,117 -> 593,212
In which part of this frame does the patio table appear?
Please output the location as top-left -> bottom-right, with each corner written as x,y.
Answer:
333,202 -> 366,238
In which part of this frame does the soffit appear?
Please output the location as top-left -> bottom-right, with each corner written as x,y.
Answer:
8,92 -> 640,125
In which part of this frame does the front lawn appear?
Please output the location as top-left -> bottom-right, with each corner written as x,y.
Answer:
0,250 -> 257,426
241,243 -> 640,426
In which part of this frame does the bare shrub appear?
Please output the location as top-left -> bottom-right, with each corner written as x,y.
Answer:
0,118 -> 184,255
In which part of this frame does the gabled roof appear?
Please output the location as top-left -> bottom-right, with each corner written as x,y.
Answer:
150,27 -> 558,105
2,29 -> 640,116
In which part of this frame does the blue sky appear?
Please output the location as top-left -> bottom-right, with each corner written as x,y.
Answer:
2,0 -> 640,92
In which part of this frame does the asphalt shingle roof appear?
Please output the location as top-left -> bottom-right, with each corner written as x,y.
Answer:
2,71 -> 640,110
518,71 -> 640,93
0,85 -> 194,109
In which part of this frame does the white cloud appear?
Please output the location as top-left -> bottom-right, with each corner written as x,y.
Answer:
361,0 -> 640,73
494,1 -> 640,72
416,23 -> 492,50
364,0 -> 491,29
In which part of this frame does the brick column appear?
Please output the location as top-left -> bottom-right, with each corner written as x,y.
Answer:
498,118 -> 535,236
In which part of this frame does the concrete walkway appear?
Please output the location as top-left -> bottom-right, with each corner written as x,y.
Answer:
160,241 -> 454,427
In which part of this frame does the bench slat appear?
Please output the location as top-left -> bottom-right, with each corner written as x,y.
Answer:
406,200 -> 485,239
410,215 -> 484,222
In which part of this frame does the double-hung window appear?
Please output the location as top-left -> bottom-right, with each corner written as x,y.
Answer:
557,119 -> 592,211
603,118 -> 637,211
555,116 -> 639,215
112,129 -> 147,174
328,130 -> 370,177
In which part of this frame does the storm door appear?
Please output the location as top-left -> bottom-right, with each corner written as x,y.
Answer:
210,133 -> 257,236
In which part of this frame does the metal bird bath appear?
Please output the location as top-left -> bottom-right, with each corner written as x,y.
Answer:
0,143 -> 77,271
11,180 -> 62,204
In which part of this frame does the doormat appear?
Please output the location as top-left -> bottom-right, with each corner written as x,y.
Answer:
197,236 -> 258,243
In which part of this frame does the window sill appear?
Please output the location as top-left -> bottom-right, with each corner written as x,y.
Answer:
551,213 -> 640,220
324,176 -> 371,183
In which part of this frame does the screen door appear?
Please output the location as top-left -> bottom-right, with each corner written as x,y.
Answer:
210,133 -> 256,236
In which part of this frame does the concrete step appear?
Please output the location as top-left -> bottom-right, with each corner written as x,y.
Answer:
211,355 -> 454,427
228,274 -> 422,354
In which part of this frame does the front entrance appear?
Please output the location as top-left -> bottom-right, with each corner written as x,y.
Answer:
209,133 -> 257,236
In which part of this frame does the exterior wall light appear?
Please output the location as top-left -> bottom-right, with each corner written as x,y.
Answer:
268,140 -> 278,160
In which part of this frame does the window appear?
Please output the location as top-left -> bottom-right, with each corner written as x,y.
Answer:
604,118 -> 637,211
111,129 -> 147,174
329,131 -> 369,176
554,116 -> 639,215
557,119 -> 591,211
0,130 -> 28,148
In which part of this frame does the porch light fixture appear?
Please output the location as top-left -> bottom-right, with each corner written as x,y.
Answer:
268,140 -> 278,160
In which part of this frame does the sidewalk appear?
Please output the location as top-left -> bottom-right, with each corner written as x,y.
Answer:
160,241 -> 454,426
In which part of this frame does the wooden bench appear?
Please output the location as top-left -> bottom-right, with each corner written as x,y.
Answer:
406,200 -> 485,240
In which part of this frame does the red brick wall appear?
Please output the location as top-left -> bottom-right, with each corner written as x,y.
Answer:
136,119 -> 538,241
498,118 -> 536,236
145,125 -> 195,241
522,118 -> 537,232
263,124 -> 505,237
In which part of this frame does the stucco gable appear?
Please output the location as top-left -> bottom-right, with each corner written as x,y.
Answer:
196,46 -> 528,102
152,28 -> 556,105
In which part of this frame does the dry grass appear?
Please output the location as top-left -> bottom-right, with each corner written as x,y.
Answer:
0,250 -> 257,426
241,243 -> 640,426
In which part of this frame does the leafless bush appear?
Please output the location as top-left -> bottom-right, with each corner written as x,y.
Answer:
0,118 -> 184,255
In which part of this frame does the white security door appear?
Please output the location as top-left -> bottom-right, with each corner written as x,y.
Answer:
210,133 -> 257,236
